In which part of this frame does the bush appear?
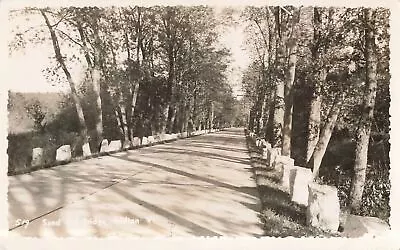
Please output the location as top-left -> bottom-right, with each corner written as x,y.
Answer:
318,137 -> 390,223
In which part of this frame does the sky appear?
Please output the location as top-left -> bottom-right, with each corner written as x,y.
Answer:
6,6 -> 252,96
219,22 -> 252,98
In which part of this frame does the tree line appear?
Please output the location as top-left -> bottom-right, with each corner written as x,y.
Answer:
241,6 -> 390,215
10,6 -> 237,151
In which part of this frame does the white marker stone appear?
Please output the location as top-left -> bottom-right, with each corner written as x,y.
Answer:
148,136 -> 155,144
276,156 -> 295,189
100,139 -> 109,153
31,147 -> 44,167
142,137 -> 149,145
108,140 -> 122,152
290,166 -> 313,206
307,183 -> 340,232
267,147 -> 281,167
132,137 -> 141,146
56,145 -> 72,162
82,143 -> 91,157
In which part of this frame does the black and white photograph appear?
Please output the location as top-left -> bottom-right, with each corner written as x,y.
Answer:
2,0 -> 398,244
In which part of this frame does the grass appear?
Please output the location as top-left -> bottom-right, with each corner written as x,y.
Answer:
245,136 -> 340,237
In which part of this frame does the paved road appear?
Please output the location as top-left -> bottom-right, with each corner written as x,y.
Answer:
8,128 -> 264,237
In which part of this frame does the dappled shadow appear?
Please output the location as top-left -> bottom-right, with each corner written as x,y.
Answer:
188,143 -> 248,154
110,185 -> 222,237
109,154 -> 258,198
8,128 -> 264,237
140,146 -> 251,166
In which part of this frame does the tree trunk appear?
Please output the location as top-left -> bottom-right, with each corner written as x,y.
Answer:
249,105 -> 256,131
265,88 -> 276,142
114,103 -> 129,143
282,40 -> 297,156
272,78 -> 285,147
41,10 -> 89,143
90,18 -> 104,146
129,82 -> 140,140
307,93 -> 344,179
128,6 -> 142,138
119,103 -> 130,144
260,95 -> 269,137
306,90 -> 321,164
167,102 -> 177,133
306,7 -> 325,165
282,9 -> 301,156
349,8 -> 378,213
209,102 -> 215,129
92,68 -> 103,143
271,7 -> 286,147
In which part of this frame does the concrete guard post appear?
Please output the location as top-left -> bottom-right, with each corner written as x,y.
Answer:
100,139 -> 109,153
132,137 -> 141,147
307,182 -> 340,232
142,137 -> 149,146
289,166 -> 313,206
56,145 -> 72,162
147,136 -> 155,145
82,143 -> 91,157
108,140 -> 122,152
276,156 -> 295,190
31,147 -> 44,167
267,147 -> 281,168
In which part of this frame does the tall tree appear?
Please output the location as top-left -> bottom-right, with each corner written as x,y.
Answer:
282,7 -> 301,156
40,9 -> 89,144
349,8 -> 378,212
305,7 -> 325,164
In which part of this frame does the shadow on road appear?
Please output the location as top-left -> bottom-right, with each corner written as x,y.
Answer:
8,128 -> 265,237
109,154 -> 259,199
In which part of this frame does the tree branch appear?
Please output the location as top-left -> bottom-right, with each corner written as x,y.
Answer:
55,28 -> 83,47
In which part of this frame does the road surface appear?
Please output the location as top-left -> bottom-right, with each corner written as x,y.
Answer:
8,128 -> 264,237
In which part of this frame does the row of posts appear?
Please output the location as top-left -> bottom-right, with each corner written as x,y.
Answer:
31,128 -> 220,168
249,132 -> 340,232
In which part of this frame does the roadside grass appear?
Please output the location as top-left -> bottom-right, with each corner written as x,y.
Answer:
246,136 -> 339,237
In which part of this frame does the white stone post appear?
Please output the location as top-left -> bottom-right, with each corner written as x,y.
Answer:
276,156 -> 295,189
108,140 -> 122,152
100,139 -> 109,153
132,137 -> 141,146
31,147 -> 44,167
267,147 -> 282,168
56,145 -> 72,162
82,143 -> 91,157
307,183 -> 340,232
290,166 -> 313,206
142,137 -> 149,145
